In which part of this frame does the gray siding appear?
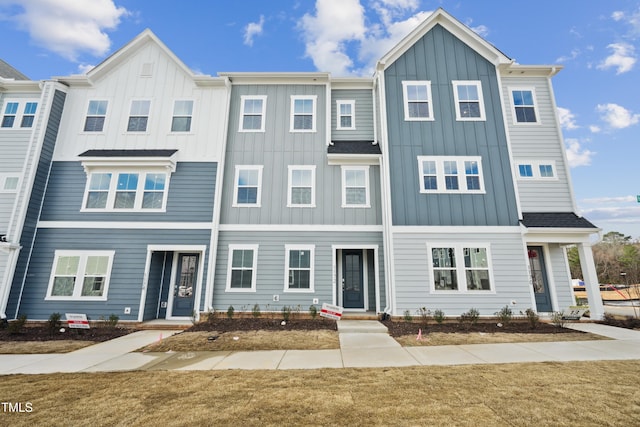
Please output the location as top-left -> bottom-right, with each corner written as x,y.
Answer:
331,89 -> 375,141
393,231 -> 532,316
384,24 -> 519,226
213,230 -> 384,312
13,228 -> 211,320
40,162 -> 217,223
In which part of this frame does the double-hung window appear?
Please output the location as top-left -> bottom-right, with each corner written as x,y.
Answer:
127,100 -> 151,132
510,88 -> 538,123
1,100 -> 38,128
83,170 -> 169,211
46,251 -> 114,300
402,81 -> 433,120
171,100 -> 193,132
84,100 -> 108,132
1,102 -> 18,128
226,245 -> 258,292
233,165 -> 263,207
288,165 -> 315,207
341,166 -> 370,207
516,161 -> 556,180
285,245 -> 314,292
452,81 -> 485,120
428,244 -> 493,292
418,156 -> 485,193
240,96 -> 266,132
336,100 -> 355,130
21,102 -> 37,127
290,96 -> 317,132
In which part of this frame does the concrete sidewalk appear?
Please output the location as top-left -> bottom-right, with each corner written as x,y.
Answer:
1,321 -> 639,374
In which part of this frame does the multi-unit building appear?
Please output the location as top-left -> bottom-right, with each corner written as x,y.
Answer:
1,9 -> 604,322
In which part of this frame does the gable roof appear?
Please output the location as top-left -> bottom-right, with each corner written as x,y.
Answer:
0,59 -> 29,80
377,8 -> 512,71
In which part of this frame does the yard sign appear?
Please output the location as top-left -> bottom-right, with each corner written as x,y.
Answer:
65,313 -> 90,329
320,303 -> 343,320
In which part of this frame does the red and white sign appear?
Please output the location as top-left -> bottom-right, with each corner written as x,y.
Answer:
320,303 -> 343,320
65,313 -> 90,329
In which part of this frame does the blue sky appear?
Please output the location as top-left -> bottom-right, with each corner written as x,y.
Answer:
1,0 -> 639,238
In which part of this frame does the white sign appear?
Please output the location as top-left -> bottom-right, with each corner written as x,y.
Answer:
65,313 -> 90,329
320,303 -> 343,320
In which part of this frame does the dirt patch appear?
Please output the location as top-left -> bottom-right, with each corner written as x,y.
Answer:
382,319 -> 584,337
0,340 -> 97,354
187,317 -> 338,333
0,325 -> 133,343
600,315 -> 640,330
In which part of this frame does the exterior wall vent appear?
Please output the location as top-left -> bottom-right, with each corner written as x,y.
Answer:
141,62 -> 153,77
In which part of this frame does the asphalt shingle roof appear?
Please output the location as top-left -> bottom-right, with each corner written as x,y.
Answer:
328,140 -> 381,155
0,59 -> 29,80
521,212 -> 598,229
79,149 -> 178,157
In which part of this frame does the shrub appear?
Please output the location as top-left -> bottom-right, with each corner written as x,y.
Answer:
8,314 -> 27,335
403,309 -> 413,321
458,308 -> 480,330
309,304 -> 318,319
551,311 -> 566,331
226,305 -> 235,319
524,308 -> 539,329
282,306 -> 292,322
433,309 -> 445,324
251,303 -> 261,318
495,305 -> 513,325
417,307 -> 430,325
47,312 -> 62,334
106,314 -> 119,328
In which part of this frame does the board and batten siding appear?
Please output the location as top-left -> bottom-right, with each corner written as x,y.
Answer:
392,230 -> 532,316
547,244 -> 575,309
39,161 -> 217,223
501,76 -> 574,212
330,89 -> 375,141
221,84 -> 382,226
213,230 -> 385,311
12,228 -> 211,320
383,23 -> 519,227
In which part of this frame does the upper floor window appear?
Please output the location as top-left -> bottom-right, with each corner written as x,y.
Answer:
83,170 -> 168,211
402,81 -> 433,121
171,100 -> 193,132
336,100 -> 355,130
290,96 -> 317,132
240,96 -> 266,132
418,156 -> 485,193
21,102 -> 37,127
1,100 -> 38,129
510,88 -> 538,123
341,166 -> 370,208
428,245 -> 493,292
226,245 -> 258,292
233,165 -> 263,207
45,250 -> 114,301
127,100 -> 151,132
288,165 -> 315,207
516,161 -> 556,180
285,245 -> 315,292
452,81 -> 485,121
83,100 -> 108,132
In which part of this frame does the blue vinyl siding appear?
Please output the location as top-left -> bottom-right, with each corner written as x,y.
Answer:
384,24 -> 518,226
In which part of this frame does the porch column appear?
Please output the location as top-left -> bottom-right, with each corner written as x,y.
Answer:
577,243 -> 604,320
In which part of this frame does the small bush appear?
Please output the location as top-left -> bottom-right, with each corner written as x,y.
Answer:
433,309 -> 445,324
47,312 -> 62,334
417,307 -> 430,325
551,311 -> 566,331
8,314 -> 27,335
524,308 -> 539,329
106,314 -> 119,328
309,304 -> 318,319
282,306 -> 292,322
495,305 -> 513,325
226,305 -> 235,319
403,309 -> 413,321
251,303 -> 261,318
458,308 -> 480,330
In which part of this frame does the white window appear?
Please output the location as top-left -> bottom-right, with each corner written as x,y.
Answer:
510,88 -> 539,124
84,100 -> 108,132
226,245 -> 258,292
336,100 -> 355,130
82,170 -> 169,211
45,251 -> 114,300
428,244 -> 493,292
285,245 -> 314,292
516,161 -> 557,180
341,166 -> 370,208
1,100 -> 38,129
417,156 -> 485,193
171,100 -> 193,132
287,165 -> 315,207
290,96 -> 317,132
452,81 -> 485,121
240,96 -> 267,132
233,165 -> 263,207
402,81 -> 433,121
0,174 -> 20,193
127,100 -> 151,132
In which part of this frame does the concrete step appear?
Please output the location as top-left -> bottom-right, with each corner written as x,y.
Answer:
337,320 -> 388,334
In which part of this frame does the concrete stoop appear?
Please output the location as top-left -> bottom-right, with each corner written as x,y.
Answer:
337,320 -> 389,334
337,320 -> 400,350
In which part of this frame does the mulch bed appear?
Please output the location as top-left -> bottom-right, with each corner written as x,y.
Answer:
600,316 -> 640,330
186,317 -> 338,333
382,320 -> 582,337
0,325 -> 132,342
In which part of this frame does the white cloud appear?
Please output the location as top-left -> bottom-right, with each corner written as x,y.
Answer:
244,15 -> 265,47
3,0 -> 128,61
565,138 -> 595,167
589,125 -> 601,133
596,103 -> 640,129
556,48 -> 580,63
597,42 -> 636,74
582,195 -> 636,204
557,107 -> 578,130
77,63 -> 95,74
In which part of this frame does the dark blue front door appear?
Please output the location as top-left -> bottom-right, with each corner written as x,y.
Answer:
342,250 -> 364,309
528,246 -> 553,312
172,253 -> 198,317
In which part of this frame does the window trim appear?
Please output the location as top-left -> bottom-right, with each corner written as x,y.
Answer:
341,165 -> 370,208
290,95 -> 317,132
80,168 -> 170,212
516,161 -> 557,180
509,87 -> 540,125
45,250 -> 115,301
417,156 -> 485,194
82,99 -> 109,133
1,99 -> 38,129
284,244 -> 315,293
287,165 -> 316,208
452,80 -> 486,121
426,243 -> 495,294
225,244 -> 259,292
232,165 -> 264,207
170,99 -> 194,133
239,95 -> 267,132
336,100 -> 356,130
126,99 -> 152,133
0,174 -> 20,193
402,81 -> 434,121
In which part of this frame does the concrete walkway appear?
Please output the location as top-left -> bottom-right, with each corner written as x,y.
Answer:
1,321 -> 639,374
